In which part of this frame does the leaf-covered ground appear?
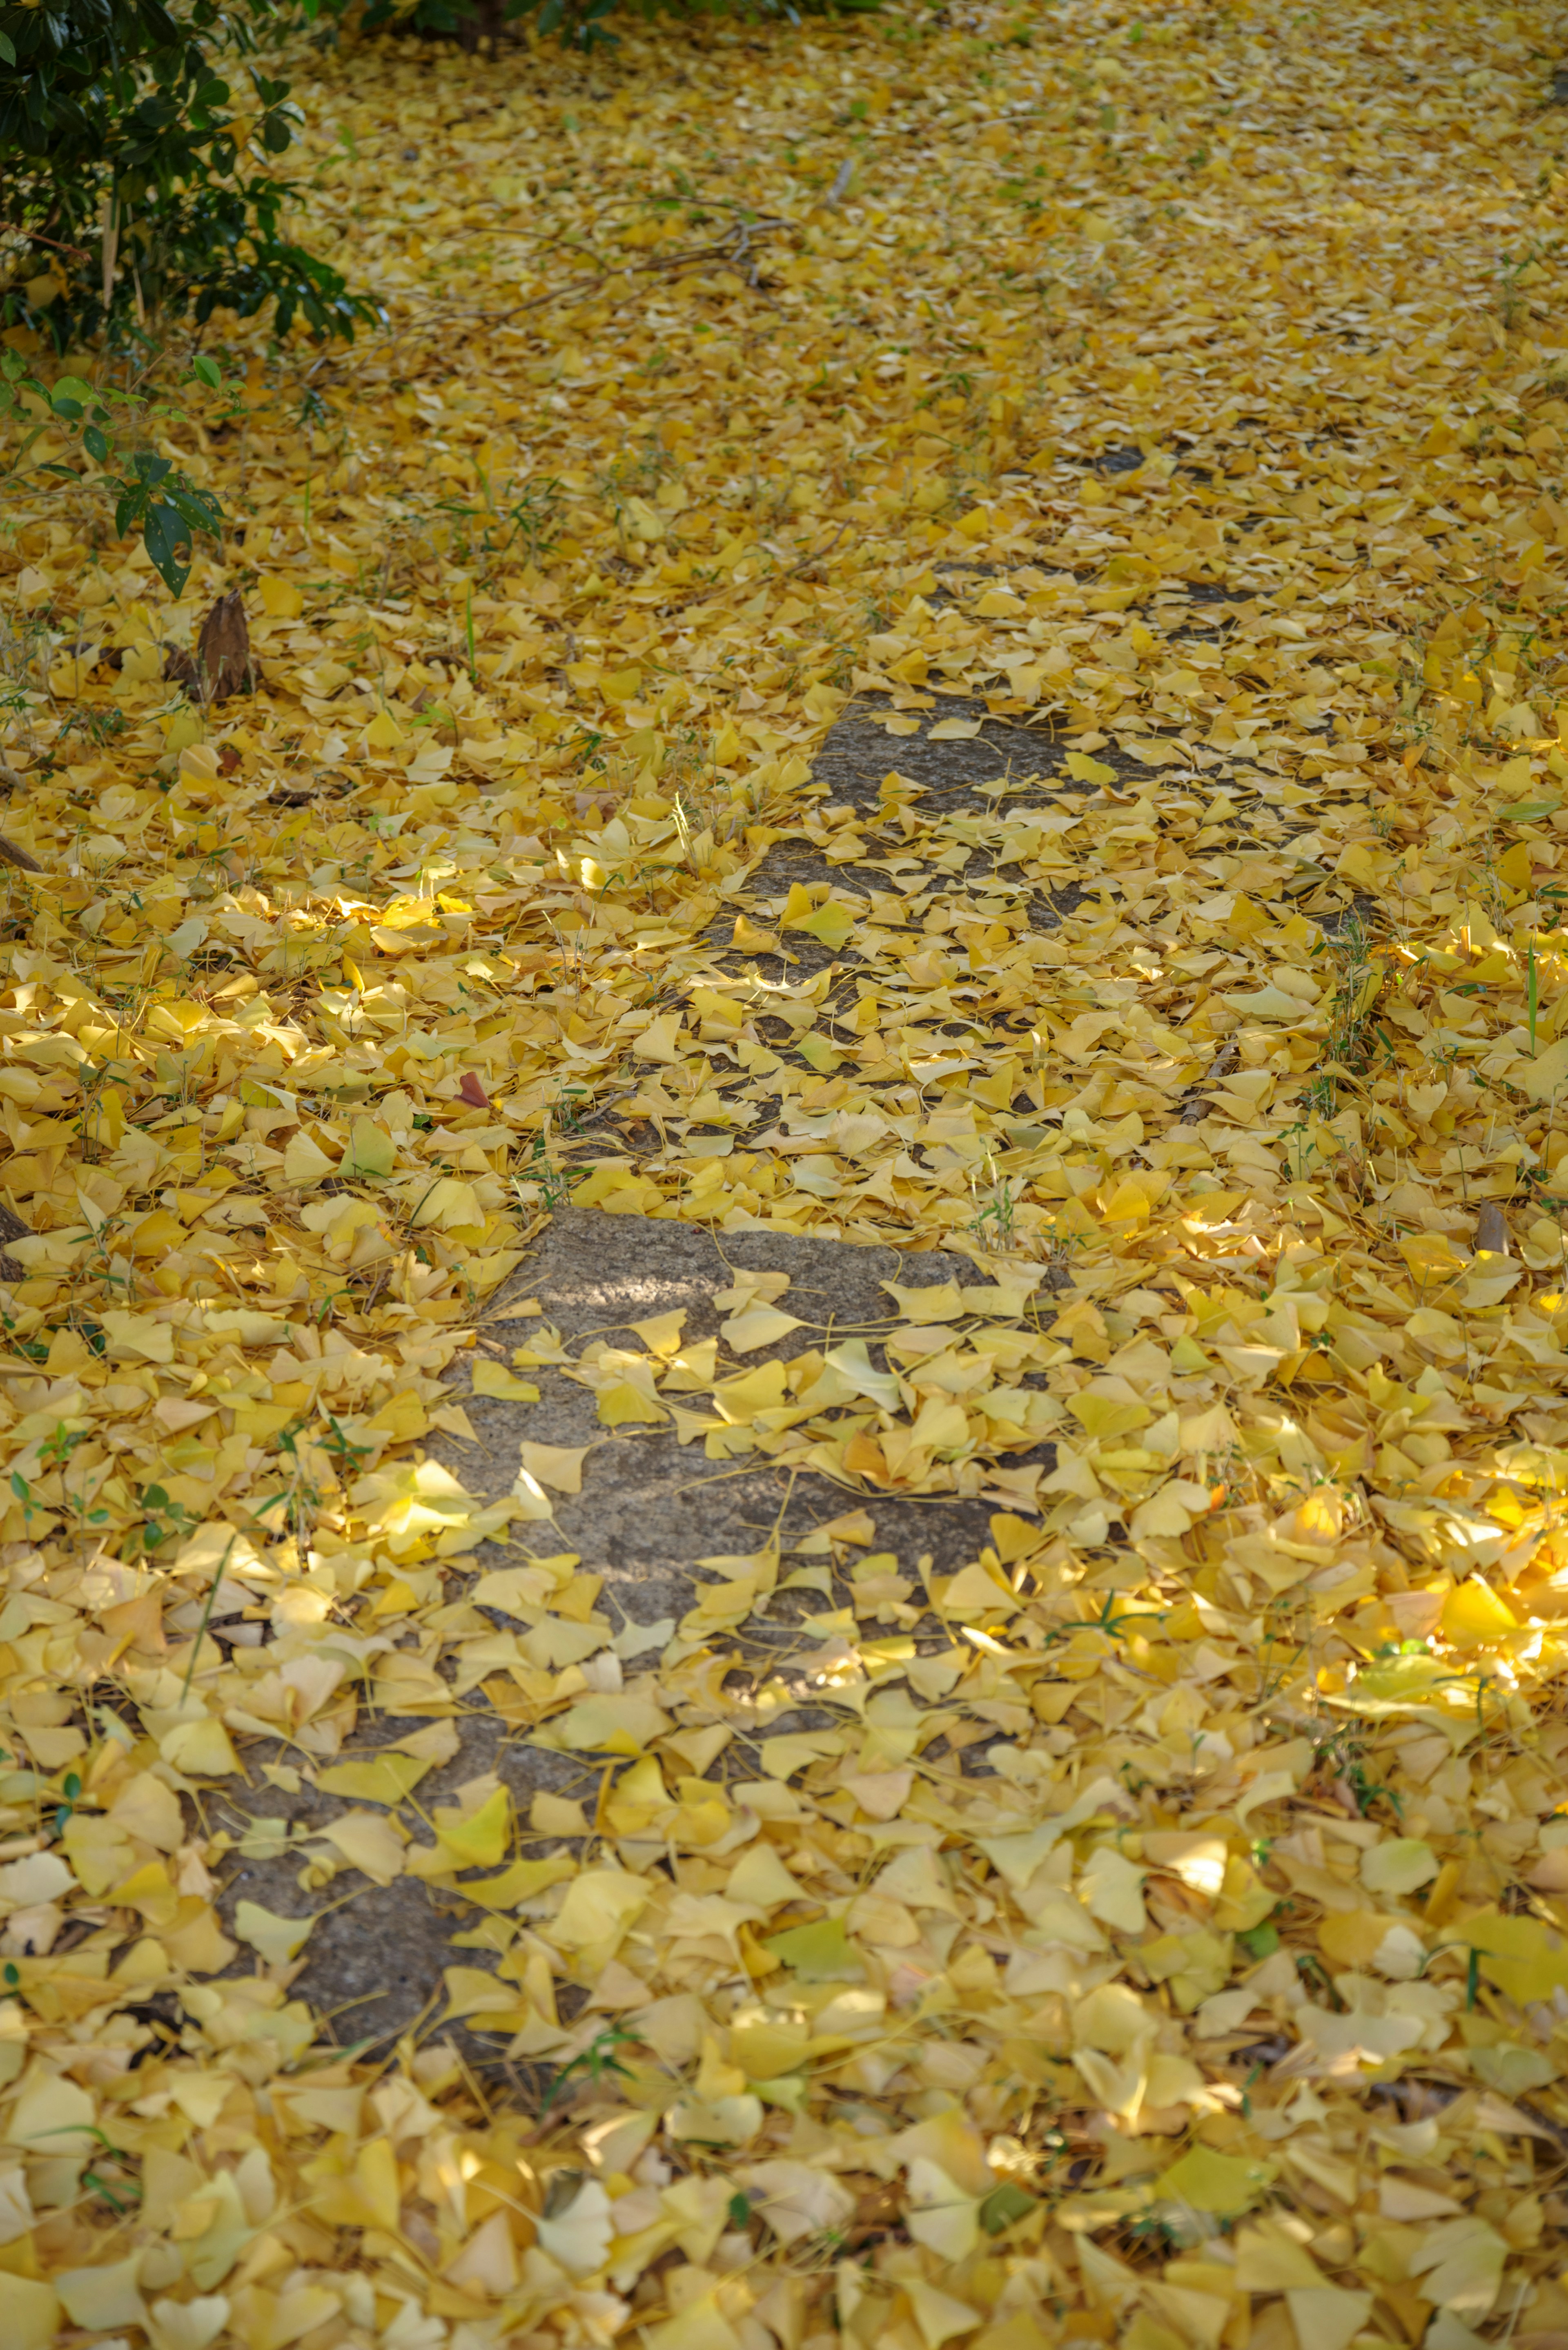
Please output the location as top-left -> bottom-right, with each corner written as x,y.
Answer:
4,1 -> 1568,2344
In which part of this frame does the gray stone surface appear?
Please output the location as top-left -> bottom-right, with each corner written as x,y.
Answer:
452,1208 -> 1016,1622
212,1211 -> 1042,2069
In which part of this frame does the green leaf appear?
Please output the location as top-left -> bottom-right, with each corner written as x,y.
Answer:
763,1916 -> 862,1980
189,355 -> 222,391
0,31 -> 15,64
980,2182 -> 1036,2234
143,502 -> 194,598
51,376 -> 95,412
167,482 -> 223,533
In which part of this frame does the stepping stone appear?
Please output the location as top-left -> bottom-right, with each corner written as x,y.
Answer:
214,1211 -> 1036,2063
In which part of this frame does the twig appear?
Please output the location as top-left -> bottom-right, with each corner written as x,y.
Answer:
0,223 -> 90,261
488,216 -> 795,325
780,522 -> 852,581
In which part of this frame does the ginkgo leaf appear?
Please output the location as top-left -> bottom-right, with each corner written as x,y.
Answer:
1361,1838 -> 1438,1896
1155,2145 -> 1276,2217
721,1304 -> 804,1352
469,1358 -> 538,1402
315,1752 -> 434,1806
233,1902 -> 316,1967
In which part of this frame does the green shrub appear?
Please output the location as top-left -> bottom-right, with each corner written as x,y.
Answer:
304,0 -> 866,57
0,0 -> 374,350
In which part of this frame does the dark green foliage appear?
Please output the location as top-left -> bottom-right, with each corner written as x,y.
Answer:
1,350 -> 226,594
0,0 -> 375,348
303,0 -> 871,58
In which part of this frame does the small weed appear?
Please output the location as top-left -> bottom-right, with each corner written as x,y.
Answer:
1279,1115 -> 1319,1184
134,1480 -> 200,1558
1303,912 -> 1385,1117
1312,1724 -> 1402,1819
520,1137 -> 572,1213
541,2024 -> 640,2109
967,1154 -> 1018,1251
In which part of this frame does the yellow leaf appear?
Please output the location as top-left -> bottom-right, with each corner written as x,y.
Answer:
798,899 -> 856,950
1284,2289 -> 1373,2350
56,2256 -> 148,2334
233,1900 -> 316,1966
596,1377 -> 668,1427
1441,1579 -> 1520,1649
1444,1909 -> 1568,2007
555,1691 -> 672,1754
472,1360 -> 539,1401
100,1308 -> 176,1364
731,2009 -> 811,2079
519,1440 -> 592,1492
1069,1390 -> 1152,1440
550,1867 -> 650,1953
798,1027 -> 844,1071
1513,1033 -> 1568,1101
1360,1837 -> 1438,1896
460,1855 -> 576,1909
882,1279 -> 965,1322
434,1784 -> 511,1870
904,2280 -> 984,2347
315,1751 -> 433,1805
765,1915 -> 862,1979
158,1715 -> 240,1777
445,2210 -> 519,2299
722,1303 -> 803,1352
312,2137 -> 400,2232
1213,1855 -> 1277,1933
316,1810 -> 405,1885
9,2071 -> 96,2150
712,1358 -> 789,1425
410,1175 -> 483,1231
283,1128 -> 337,1187
344,1116 -> 396,1178
1154,2145 -> 1276,2217
1144,1833 -> 1228,1899
1,2282 -> 58,2350
904,2160 -> 982,2261
1234,2228 -> 1324,2292
632,1011 -> 685,1063
257,573 -> 303,619
642,2294 -> 741,2350
1079,1846 -> 1147,1934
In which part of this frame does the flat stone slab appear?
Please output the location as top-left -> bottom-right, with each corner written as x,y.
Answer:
450,1208 -> 1015,1622
214,1211 -> 1032,2066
